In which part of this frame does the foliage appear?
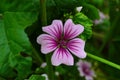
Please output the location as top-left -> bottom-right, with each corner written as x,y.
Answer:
0,0 -> 120,80
29,75 -> 46,80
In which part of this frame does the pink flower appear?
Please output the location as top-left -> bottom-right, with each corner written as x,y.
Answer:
37,19 -> 86,66
76,60 -> 96,80
94,11 -> 106,25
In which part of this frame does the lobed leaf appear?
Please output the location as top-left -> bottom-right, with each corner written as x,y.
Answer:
0,12 -> 38,79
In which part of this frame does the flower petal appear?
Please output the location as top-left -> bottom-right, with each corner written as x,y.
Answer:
37,34 -> 57,54
42,20 -> 63,39
78,67 -> 85,77
85,76 -> 93,80
77,60 -> 91,68
51,48 -> 74,66
67,38 -> 86,58
64,19 -> 84,39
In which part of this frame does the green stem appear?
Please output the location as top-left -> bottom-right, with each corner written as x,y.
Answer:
46,53 -> 54,80
40,0 -> 54,80
40,0 -> 47,25
87,52 -> 120,70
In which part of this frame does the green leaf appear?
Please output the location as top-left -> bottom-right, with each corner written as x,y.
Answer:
73,13 -> 93,40
92,0 -> 104,7
15,57 -> 32,80
82,3 -> 100,20
29,75 -> 46,80
0,19 -> 16,78
0,0 -> 38,13
55,66 -> 67,75
0,12 -> 38,79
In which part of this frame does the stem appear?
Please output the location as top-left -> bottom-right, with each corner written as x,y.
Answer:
40,0 -> 54,80
46,53 -> 54,80
87,52 -> 120,70
40,0 -> 47,25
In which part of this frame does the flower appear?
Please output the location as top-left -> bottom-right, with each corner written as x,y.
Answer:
76,60 -> 96,80
37,19 -> 86,66
94,11 -> 106,25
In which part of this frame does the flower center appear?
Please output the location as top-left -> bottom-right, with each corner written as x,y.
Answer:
58,40 -> 67,48
82,65 -> 91,75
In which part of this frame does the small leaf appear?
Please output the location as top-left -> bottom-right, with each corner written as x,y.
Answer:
29,75 -> 46,80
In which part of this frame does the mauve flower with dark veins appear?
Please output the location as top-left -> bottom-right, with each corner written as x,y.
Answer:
76,60 -> 96,80
37,19 -> 86,66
